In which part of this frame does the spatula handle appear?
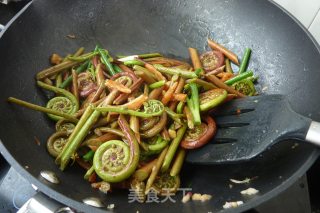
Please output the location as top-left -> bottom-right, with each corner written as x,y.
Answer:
305,121 -> 320,146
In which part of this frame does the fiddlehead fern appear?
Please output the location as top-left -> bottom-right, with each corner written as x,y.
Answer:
55,119 -> 76,134
46,97 -> 75,121
93,115 -> 139,182
47,131 -> 70,157
95,100 -> 164,118
141,112 -> 167,138
77,72 -> 97,98
140,135 -> 169,155
152,172 -> 180,196
37,81 -> 79,121
140,117 -> 160,131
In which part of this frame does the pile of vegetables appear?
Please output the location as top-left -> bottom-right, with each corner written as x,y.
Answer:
8,38 -> 257,200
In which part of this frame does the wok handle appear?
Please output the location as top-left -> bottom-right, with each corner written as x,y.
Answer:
17,192 -> 75,213
305,121 -> 320,146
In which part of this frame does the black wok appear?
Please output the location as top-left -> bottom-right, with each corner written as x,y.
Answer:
0,0 -> 320,212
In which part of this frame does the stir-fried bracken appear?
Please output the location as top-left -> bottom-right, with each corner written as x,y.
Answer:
7,39 -> 257,200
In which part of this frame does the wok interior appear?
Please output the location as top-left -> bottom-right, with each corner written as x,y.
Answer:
0,0 -> 319,212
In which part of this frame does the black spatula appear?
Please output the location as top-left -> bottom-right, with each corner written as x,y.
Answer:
185,94 -> 320,164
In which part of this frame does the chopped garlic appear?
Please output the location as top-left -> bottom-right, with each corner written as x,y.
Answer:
223,201 -> 244,209
241,188 -> 259,195
192,193 -> 202,201
200,194 -> 212,202
99,182 -> 111,193
191,193 -> 212,202
230,178 -> 251,184
107,204 -> 115,210
181,192 -> 192,203
91,181 -> 111,194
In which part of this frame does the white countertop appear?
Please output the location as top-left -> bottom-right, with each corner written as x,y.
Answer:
273,0 -> 320,45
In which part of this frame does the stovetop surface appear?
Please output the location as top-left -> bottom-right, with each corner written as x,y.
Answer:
0,166 -> 36,212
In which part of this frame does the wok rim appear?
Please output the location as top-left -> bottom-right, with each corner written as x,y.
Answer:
0,0 -> 320,212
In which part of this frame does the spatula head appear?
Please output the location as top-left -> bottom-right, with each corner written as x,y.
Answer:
185,94 -> 311,164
